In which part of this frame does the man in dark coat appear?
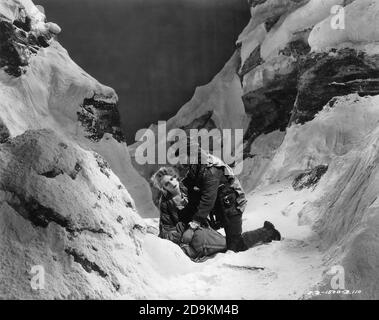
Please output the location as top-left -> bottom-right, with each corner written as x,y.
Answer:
181,148 -> 281,252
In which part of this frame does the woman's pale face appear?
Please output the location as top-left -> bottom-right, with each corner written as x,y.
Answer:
161,175 -> 180,195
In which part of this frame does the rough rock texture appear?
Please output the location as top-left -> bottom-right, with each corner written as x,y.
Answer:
0,129 -> 159,299
0,118 -> 10,143
292,165 -> 328,191
0,2 -> 56,77
0,0 -> 157,218
290,48 -> 379,124
77,94 -> 125,143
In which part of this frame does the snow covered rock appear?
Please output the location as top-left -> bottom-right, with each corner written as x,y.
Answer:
0,0 -> 157,217
237,0 -> 379,155
290,48 -> 379,124
0,129 -> 157,299
292,165 -> 328,191
0,0 -> 61,76
309,0 -> 379,51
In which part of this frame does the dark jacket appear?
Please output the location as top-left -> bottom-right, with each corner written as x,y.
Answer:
158,185 -> 192,244
182,159 -> 247,225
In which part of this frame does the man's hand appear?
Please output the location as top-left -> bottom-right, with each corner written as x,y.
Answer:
188,221 -> 200,230
181,228 -> 195,244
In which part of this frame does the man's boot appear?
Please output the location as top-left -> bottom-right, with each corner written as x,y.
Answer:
263,221 -> 281,241
241,221 -> 281,249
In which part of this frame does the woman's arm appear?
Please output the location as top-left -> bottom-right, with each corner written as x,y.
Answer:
159,201 -> 185,244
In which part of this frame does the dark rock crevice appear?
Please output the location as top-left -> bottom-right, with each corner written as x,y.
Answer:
265,15 -> 281,32
65,248 -> 107,277
94,153 -> 111,178
39,162 -> 82,180
65,248 -> 120,291
248,0 -> 269,8
69,162 -> 83,180
242,69 -> 299,153
290,48 -> 379,125
5,192 -> 112,238
241,36 -> 311,152
239,45 -> 263,78
77,94 -> 125,143
0,120 -> 10,143
292,165 -> 328,191
73,227 -> 113,239
0,10 -> 52,77
7,195 -> 72,230
179,111 -> 216,132
241,44 -> 379,154
40,168 -> 64,178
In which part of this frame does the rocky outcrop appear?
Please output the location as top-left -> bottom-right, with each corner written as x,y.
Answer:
239,45 -> 263,77
0,5 -> 59,77
292,165 -> 328,191
77,94 -> 125,143
240,0 -> 379,154
0,129 -> 158,299
0,119 -> 10,143
290,48 -> 379,124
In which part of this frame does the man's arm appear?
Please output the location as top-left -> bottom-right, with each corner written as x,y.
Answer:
192,167 -> 223,224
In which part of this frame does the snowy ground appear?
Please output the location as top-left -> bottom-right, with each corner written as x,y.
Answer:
142,180 -> 325,300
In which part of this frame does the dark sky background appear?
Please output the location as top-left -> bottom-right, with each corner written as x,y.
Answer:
37,0 -> 250,143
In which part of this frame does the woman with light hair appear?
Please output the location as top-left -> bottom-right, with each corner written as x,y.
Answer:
151,166 -> 227,260
151,166 -> 190,244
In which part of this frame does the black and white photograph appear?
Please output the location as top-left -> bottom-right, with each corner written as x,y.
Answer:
0,0 -> 378,303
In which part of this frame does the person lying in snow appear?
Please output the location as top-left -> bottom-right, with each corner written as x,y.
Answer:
151,166 -> 227,261
151,162 -> 281,261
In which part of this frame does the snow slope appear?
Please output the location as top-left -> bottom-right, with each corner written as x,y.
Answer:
0,129 -> 161,298
159,180 -> 324,300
